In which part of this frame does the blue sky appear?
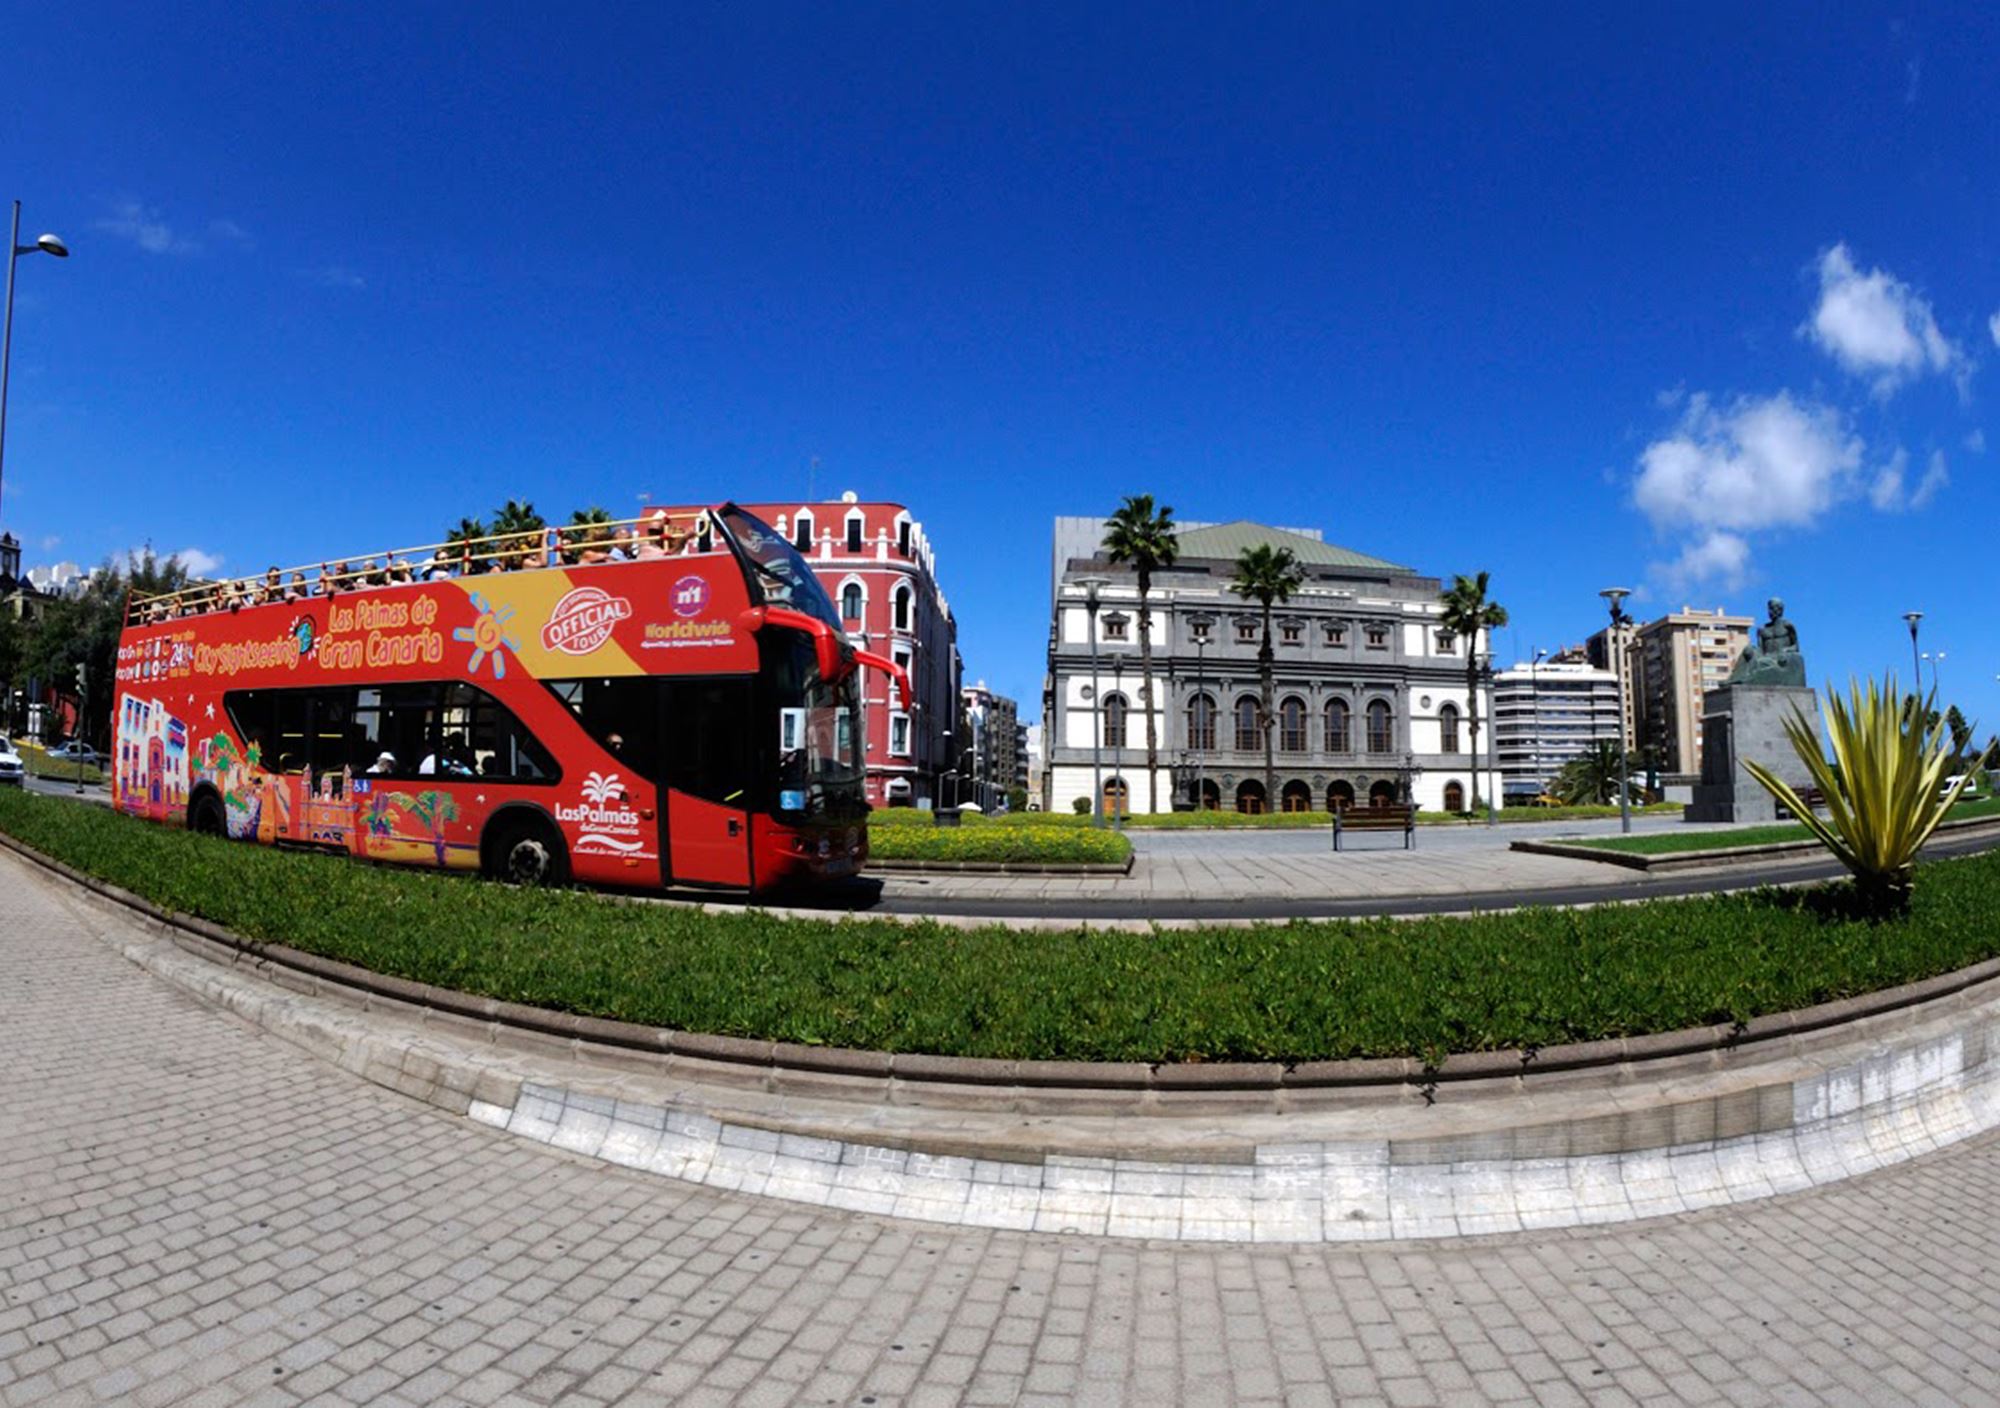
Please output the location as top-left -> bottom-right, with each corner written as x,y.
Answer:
4,4 -> 1996,730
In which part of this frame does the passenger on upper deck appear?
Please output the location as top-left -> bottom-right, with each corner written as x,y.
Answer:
259,567 -> 282,604
286,572 -> 309,602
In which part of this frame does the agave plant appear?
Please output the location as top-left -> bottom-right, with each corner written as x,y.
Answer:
1745,676 -> 1978,916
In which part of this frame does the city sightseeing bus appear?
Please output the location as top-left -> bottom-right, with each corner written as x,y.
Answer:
110,504 -> 908,894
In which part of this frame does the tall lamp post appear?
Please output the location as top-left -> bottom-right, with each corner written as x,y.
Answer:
1903,611 -> 1923,696
1075,575 -> 1110,827
1600,587 -> 1634,834
1186,610 -> 1216,810
1528,646 -> 1547,801
1,202 -> 71,526
1476,651 -> 1497,827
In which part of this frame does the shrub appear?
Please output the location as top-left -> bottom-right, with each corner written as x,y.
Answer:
868,823 -> 1130,865
1748,677 -> 1979,916
1071,796 -> 1091,814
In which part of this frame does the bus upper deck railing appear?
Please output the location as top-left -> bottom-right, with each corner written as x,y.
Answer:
123,509 -> 714,627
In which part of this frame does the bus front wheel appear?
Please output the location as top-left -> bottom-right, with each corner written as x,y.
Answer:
188,792 -> 227,837
485,818 -> 569,888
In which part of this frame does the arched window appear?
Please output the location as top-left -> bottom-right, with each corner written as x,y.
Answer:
1439,702 -> 1461,753
1366,700 -> 1394,753
793,511 -> 814,551
1324,698 -> 1350,753
1443,780 -> 1466,812
1327,780 -> 1355,813
1368,779 -> 1398,807
1234,696 -> 1260,752
1279,696 -> 1307,752
1280,780 -> 1313,812
1235,779 -> 1266,814
1101,777 -> 1129,819
1102,693 -> 1129,749
1186,693 -> 1217,751
1197,778 -> 1221,811
839,583 -> 863,622
892,585 -> 912,632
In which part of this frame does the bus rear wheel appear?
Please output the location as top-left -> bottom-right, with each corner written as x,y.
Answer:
188,792 -> 227,837
485,817 -> 569,888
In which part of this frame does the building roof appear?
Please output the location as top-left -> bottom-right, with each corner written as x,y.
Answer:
1172,520 -> 1413,574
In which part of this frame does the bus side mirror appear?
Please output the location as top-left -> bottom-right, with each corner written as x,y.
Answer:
737,606 -> 848,681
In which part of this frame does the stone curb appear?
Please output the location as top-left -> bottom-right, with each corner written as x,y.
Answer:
5,826 -> 2000,1103
1513,812 -> 2000,871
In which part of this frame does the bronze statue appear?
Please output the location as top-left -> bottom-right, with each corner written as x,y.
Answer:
1725,597 -> 1805,688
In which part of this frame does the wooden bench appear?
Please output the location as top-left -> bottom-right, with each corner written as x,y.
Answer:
1333,803 -> 1416,851
1776,786 -> 1825,820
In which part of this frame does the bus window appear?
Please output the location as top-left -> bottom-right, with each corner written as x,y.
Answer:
545,677 -> 662,783
273,692 -> 312,775
354,684 -> 439,779
664,679 -> 751,807
437,681 -> 558,783
224,690 -> 276,772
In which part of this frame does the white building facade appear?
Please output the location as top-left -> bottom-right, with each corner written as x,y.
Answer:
1491,660 -> 1622,801
1041,518 -> 1499,816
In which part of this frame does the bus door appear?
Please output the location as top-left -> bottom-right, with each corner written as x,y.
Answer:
661,678 -> 754,889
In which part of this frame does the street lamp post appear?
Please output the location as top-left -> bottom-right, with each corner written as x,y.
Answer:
1903,611 -> 1923,696
1187,610 -> 1216,810
1529,646 -> 1547,801
1075,575 -> 1111,827
1476,651 -> 1497,827
1,202 -> 71,526
1600,587 -> 1634,834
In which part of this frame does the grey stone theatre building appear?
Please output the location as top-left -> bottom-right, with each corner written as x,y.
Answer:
1041,517 -> 1499,815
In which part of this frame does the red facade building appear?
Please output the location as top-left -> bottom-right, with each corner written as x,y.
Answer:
740,494 -> 962,808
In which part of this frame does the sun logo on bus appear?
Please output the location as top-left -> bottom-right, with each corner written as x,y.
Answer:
453,593 -> 521,680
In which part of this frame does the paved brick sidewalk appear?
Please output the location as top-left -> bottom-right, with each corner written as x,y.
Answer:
4,850 -> 1999,1406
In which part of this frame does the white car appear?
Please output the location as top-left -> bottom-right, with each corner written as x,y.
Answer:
0,742 -> 23,787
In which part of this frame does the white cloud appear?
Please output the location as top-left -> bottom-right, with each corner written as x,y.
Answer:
209,218 -> 254,248
173,547 -> 224,576
1989,310 -> 2000,348
1635,391 -> 1863,534
1869,449 -> 1909,512
1870,448 -> 1950,513
1912,450 -> 1949,508
1633,390 -> 1864,588
1967,428 -> 1987,454
1659,531 -> 1751,592
305,265 -> 367,290
1804,243 -> 1963,394
94,200 -> 198,255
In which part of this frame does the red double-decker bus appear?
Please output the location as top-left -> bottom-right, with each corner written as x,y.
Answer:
110,504 -> 907,894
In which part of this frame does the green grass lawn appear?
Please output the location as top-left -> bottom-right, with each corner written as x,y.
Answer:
11,740 -> 107,786
5,785 -> 1996,1064
1573,796 -> 2000,855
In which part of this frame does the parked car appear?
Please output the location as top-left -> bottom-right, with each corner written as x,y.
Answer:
0,742 -> 23,787
48,740 -> 101,767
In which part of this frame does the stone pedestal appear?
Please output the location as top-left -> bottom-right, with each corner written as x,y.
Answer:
1684,685 -> 1826,824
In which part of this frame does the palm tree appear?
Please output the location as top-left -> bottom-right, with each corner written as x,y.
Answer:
563,505 -> 616,563
1229,544 -> 1306,809
1551,740 -> 1627,805
1438,571 -> 1509,814
1101,495 -> 1179,812
443,516 -> 489,572
489,500 -> 546,561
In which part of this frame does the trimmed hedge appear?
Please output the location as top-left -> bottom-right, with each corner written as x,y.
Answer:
5,786 -> 1998,1064
14,740 -> 107,785
867,823 -> 1131,865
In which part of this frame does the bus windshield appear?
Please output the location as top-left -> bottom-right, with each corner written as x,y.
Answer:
768,634 -> 866,818
716,505 -> 843,633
